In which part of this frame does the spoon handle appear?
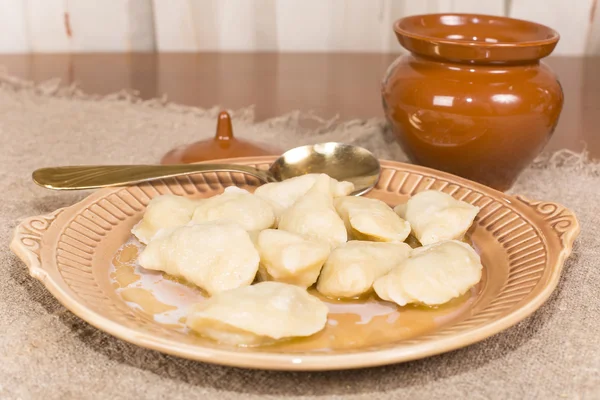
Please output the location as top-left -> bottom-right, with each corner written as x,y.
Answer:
32,164 -> 276,190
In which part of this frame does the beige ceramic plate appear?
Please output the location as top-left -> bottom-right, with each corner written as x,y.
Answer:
11,157 -> 579,371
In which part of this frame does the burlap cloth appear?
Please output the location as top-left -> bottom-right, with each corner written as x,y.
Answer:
0,75 -> 598,400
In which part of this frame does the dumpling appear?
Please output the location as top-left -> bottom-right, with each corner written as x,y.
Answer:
334,196 -> 411,242
186,281 -> 329,346
374,240 -> 483,306
138,221 -> 259,295
254,173 -> 355,221
316,241 -> 412,299
278,174 -> 348,249
132,194 -> 200,244
256,229 -> 330,288
394,190 -> 479,245
191,186 -> 275,232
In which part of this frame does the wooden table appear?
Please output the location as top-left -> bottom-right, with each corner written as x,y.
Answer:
1,53 -> 598,158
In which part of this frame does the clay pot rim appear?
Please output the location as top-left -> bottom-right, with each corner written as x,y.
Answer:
394,13 -> 559,48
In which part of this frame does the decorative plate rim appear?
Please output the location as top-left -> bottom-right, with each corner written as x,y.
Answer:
10,157 -> 580,371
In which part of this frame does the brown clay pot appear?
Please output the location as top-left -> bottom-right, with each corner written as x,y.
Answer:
382,14 -> 563,191
161,111 -> 280,164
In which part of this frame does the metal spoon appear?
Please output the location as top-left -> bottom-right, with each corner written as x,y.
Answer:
32,142 -> 381,195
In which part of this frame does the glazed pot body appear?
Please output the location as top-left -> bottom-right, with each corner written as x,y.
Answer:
382,55 -> 563,190
382,14 -> 563,191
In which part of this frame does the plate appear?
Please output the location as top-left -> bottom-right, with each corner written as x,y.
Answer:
10,157 -> 579,371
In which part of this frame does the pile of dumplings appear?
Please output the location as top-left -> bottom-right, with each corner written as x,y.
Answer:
132,173 -> 483,346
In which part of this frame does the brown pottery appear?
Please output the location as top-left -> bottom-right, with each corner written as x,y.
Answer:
161,111 -> 280,164
382,14 -> 563,191
10,157 -> 579,370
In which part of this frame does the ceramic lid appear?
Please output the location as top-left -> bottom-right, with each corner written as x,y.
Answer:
161,111 -> 281,164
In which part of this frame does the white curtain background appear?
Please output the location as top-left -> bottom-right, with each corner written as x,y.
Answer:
0,0 -> 598,55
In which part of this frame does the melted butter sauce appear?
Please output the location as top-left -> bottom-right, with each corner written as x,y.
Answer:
120,288 -> 177,314
110,239 -> 204,331
109,237 -> 480,351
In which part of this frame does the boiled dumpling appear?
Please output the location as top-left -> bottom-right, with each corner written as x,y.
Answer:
186,281 -> 329,346
256,229 -> 330,288
254,173 -> 355,221
132,194 -> 200,244
334,196 -> 411,242
138,220 -> 259,295
278,174 -> 347,249
394,190 -> 479,245
191,186 -> 275,232
374,240 -> 482,306
316,241 -> 412,299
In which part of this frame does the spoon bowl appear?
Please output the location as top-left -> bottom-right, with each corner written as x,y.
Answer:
32,142 -> 381,195
271,143 -> 380,195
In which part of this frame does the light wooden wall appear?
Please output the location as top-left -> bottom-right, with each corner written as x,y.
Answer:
0,0 -> 598,55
